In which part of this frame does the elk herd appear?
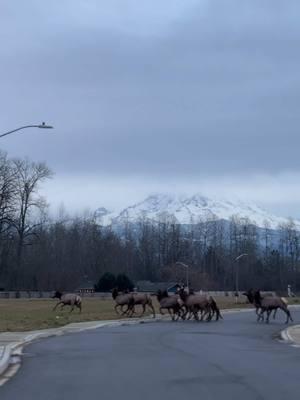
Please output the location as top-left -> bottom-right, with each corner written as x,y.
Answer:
51,287 -> 294,324
111,287 -> 294,324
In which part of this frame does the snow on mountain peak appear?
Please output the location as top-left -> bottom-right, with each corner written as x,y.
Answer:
96,193 -> 298,229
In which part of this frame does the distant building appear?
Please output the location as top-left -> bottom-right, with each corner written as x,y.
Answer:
76,278 -> 95,294
135,280 -> 181,293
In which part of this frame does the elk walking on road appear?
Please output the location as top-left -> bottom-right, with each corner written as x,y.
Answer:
178,288 -> 222,321
254,290 -> 293,324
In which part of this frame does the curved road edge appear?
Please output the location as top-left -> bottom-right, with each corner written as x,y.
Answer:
281,324 -> 300,346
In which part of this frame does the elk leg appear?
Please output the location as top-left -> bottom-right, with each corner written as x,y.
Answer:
128,305 -> 135,317
53,301 -> 62,311
256,307 -> 264,322
122,304 -> 134,317
193,307 -> 200,321
168,308 -> 174,321
203,307 -> 212,322
140,304 -> 146,317
181,307 -> 189,320
207,310 -> 213,322
115,304 -> 121,315
257,310 -> 264,322
186,310 -> 192,320
121,305 -> 129,315
266,310 -> 271,323
284,308 -> 293,324
175,308 -> 181,321
148,304 -> 156,318
201,309 -> 209,321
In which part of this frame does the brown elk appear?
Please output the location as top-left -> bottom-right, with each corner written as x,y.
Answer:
112,288 -> 135,316
243,289 -> 286,322
156,290 -> 183,321
178,288 -> 222,321
131,292 -> 156,318
254,290 -> 293,324
52,291 -> 82,313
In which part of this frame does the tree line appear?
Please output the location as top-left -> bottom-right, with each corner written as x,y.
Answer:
0,151 -> 299,292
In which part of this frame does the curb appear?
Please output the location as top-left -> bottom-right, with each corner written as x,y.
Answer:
279,307 -> 300,345
280,324 -> 300,346
0,345 -> 12,376
280,328 -> 293,343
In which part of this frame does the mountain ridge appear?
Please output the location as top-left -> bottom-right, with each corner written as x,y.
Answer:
95,193 -> 299,230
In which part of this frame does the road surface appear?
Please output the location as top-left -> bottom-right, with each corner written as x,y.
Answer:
1,309 -> 300,400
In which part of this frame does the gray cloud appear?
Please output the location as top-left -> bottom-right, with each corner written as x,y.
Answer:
1,0 -> 300,214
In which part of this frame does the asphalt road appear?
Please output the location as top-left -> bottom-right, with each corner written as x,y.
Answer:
1,309 -> 300,400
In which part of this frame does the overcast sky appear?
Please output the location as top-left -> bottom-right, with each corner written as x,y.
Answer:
1,0 -> 300,218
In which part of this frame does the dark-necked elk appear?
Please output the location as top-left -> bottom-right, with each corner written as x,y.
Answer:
112,288 -> 135,316
178,288 -> 222,321
254,290 -> 293,324
52,291 -> 82,313
243,289 -> 287,322
156,290 -> 183,321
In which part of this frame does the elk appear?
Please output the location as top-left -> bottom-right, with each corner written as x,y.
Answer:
178,288 -> 222,321
243,289 -> 283,321
156,290 -> 183,321
131,292 -> 156,318
112,288 -> 135,316
254,290 -> 293,324
52,291 -> 82,313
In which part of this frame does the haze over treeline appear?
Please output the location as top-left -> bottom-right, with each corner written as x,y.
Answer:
0,152 -> 299,292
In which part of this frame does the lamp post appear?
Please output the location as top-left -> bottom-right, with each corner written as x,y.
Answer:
234,253 -> 248,301
0,122 -> 53,139
175,261 -> 189,290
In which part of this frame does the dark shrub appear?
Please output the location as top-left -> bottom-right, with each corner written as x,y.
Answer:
115,274 -> 134,292
94,272 -> 116,292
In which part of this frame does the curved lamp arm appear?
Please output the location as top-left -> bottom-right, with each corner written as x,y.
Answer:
0,123 -> 53,138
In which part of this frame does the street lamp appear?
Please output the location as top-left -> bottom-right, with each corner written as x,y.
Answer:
175,261 -> 189,290
0,122 -> 53,139
234,253 -> 248,300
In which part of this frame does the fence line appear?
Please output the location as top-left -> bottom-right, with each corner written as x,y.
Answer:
0,290 -> 276,299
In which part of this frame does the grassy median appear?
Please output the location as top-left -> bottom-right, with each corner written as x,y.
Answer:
0,296 -> 298,332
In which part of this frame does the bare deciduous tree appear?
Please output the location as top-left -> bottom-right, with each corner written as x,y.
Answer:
11,159 -> 52,286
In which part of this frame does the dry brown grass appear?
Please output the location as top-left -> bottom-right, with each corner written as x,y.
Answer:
0,295 -> 298,332
0,298 -> 119,332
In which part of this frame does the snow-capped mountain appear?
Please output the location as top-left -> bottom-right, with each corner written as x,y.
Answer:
95,193 -> 299,230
